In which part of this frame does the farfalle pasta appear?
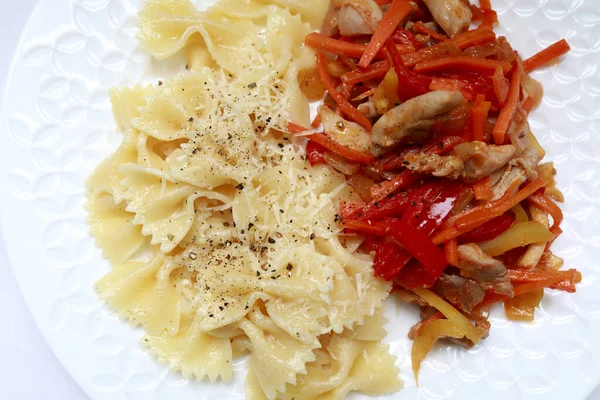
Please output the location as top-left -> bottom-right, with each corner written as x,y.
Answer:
87,0 -> 402,398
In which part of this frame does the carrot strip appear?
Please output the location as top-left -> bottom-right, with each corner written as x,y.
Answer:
444,238 -> 459,266
479,0 -> 498,27
471,94 -> 492,142
402,41 -> 462,67
528,194 -> 563,231
492,66 -> 510,106
449,26 -> 496,50
352,88 -> 376,102
432,178 -> 545,244
492,62 -> 522,144
305,33 -> 415,59
472,176 -> 494,201
414,21 -> 448,42
310,114 -> 321,128
414,56 -> 512,75
341,60 -> 391,85
316,53 -> 372,130
522,97 -> 534,114
523,39 -> 571,73
455,178 -> 545,230
359,0 -> 413,68
286,122 -> 375,164
305,33 -> 369,58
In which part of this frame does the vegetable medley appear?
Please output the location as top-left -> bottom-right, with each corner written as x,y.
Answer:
288,0 -> 578,379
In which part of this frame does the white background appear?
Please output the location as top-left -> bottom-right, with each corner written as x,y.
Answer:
0,1 -> 597,399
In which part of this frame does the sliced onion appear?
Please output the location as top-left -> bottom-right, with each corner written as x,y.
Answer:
453,142 -> 479,161
522,74 -> 544,108
347,174 -> 376,202
323,151 -> 361,176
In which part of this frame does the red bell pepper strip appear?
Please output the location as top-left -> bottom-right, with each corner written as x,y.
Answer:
343,219 -> 447,287
370,170 -> 422,202
305,140 -> 326,166
348,191 -> 411,222
373,240 -> 403,278
391,27 -> 422,50
387,40 -> 432,101
457,213 -> 516,243
341,60 -> 391,85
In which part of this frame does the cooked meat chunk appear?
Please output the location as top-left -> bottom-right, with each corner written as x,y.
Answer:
402,142 -> 514,181
372,91 -> 466,148
458,142 -> 516,182
357,97 -> 378,118
457,243 -> 514,297
511,146 -> 542,180
491,144 -> 544,200
435,273 -> 485,312
423,0 -> 472,37
318,105 -> 373,153
403,153 -> 464,179
337,0 -> 383,36
320,0 -> 383,37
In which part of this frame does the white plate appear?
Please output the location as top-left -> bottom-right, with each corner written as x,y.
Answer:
1,0 -> 599,399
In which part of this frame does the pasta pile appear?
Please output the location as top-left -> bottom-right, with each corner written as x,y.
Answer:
87,0 -> 402,398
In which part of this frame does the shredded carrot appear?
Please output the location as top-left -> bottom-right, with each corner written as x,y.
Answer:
339,52 -> 359,70
310,114 -> 321,128
375,0 -> 391,5
523,39 -> 571,73
305,33 -> 369,58
471,94 -> 492,142
528,194 -> 563,231
432,178 -> 545,244
414,21 -> 448,42
316,53 -> 372,130
402,41 -> 461,67
413,56 -> 512,75
510,269 -> 581,294
341,60 -> 391,85
286,122 -> 375,164
492,66 -> 509,106
359,0 -> 413,68
455,178 -> 545,230
522,96 -> 534,114
492,61 -> 522,144
449,26 -> 496,50
305,33 -> 415,59
479,0 -> 498,27
472,176 -> 494,201
352,88 -> 376,102
444,238 -> 459,266
339,82 -> 354,101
